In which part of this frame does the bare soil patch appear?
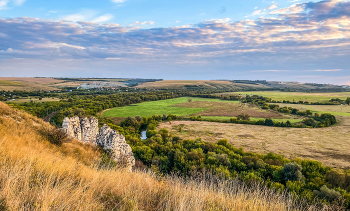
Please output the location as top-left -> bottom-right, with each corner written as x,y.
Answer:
158,117 -> 350,168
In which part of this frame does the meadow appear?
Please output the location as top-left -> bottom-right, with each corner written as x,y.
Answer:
219,91 -> 350,103
102,97 -> 304,123
103,97 -> 239,118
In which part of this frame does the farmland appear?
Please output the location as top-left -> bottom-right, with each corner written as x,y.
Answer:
219,91 -> 350,103
102,97 -> 304,123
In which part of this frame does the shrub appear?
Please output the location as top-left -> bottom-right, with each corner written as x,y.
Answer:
327,169 -> 346,188
282,162 -> 304,182
237,113 -> 250,121
313,185 -> 342,202
41,126 -> 71,146
264,118 -> 274,126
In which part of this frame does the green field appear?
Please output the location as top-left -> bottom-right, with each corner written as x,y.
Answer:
220,91 -> 350,103
102,97 -> 304,123
102,97 -> 240,118
0,80 -> 23,86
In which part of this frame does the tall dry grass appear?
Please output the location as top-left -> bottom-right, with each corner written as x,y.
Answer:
0,102 -> 330,210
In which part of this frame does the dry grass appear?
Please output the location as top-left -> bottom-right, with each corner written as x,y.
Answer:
0,102 -> 325,210
172,101 -> 286,119
136,80 -> 236,89
159,119 -> 350,169
0,78 -> 61,91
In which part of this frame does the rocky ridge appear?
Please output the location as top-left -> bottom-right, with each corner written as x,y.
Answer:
62,116 -> 135,169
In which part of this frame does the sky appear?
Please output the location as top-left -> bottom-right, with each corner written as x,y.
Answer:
0,0 -> 350,84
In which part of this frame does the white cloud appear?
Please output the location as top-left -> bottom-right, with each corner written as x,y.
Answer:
111,0 -> 127,3
92,14 -> 114,23
62,10 -> 98,22
0,0 -> 8,10
314,69 -> 342,72
269,4 -> 278,10
14,0 -> 25,6
252,9 -> 265,16
0,0 -> 26,10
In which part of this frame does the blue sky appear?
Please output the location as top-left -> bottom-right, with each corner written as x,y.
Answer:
0,0 -> 350,84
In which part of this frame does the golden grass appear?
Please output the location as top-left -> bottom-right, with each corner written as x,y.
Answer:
0,102 -> 325,210
159,120 -> 350,168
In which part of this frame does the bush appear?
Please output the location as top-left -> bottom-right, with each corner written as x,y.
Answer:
313,185 -> 342,202
41,126 -> 71,146
237,113 -> 250,121
264,118 -> 274,126
282,162 -> 304,182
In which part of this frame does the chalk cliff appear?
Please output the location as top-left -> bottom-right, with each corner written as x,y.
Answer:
62,116 -> 135,169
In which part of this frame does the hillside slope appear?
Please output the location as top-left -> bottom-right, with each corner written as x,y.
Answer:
0,102 -> 324,210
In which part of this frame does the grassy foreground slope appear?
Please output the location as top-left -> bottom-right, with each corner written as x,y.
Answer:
0,102 -> 314,210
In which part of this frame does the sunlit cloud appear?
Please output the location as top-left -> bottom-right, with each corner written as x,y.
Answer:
269,4 -> 278,10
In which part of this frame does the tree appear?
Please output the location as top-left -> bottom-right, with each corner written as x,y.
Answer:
282,162 -> 304,182
346,97 -> 350,105
264,118 -> 274,126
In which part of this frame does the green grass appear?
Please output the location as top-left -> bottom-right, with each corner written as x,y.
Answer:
201,116 -> 303,123
0,80 -> 24,86
221,91 -> 350,103
102,97 -> 239,118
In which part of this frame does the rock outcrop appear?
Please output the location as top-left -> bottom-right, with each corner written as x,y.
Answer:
99,124 -> 135,170
62,116 -> 135,169
62,116 -> 99,145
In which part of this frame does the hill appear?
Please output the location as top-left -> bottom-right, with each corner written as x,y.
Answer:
0,101 -> 314,210
136,80 -> 349,91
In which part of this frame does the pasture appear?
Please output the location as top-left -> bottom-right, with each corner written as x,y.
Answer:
158,117 -> 350,168
102,97 -> 304,122
219,91 -> 350,103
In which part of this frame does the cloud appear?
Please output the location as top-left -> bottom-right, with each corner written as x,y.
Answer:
0,0 -> 350,83
111,0 -> 127,3
0,0 -> 8,10
0,0 -> 26,10
13,0 -> 25,6
269,4 -> 278,10
314,69 -> 342,72
92,14 -> 114,23
252,70 -> 288,72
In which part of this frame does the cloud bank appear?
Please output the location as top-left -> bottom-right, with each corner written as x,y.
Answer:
0,0 -> 349,83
